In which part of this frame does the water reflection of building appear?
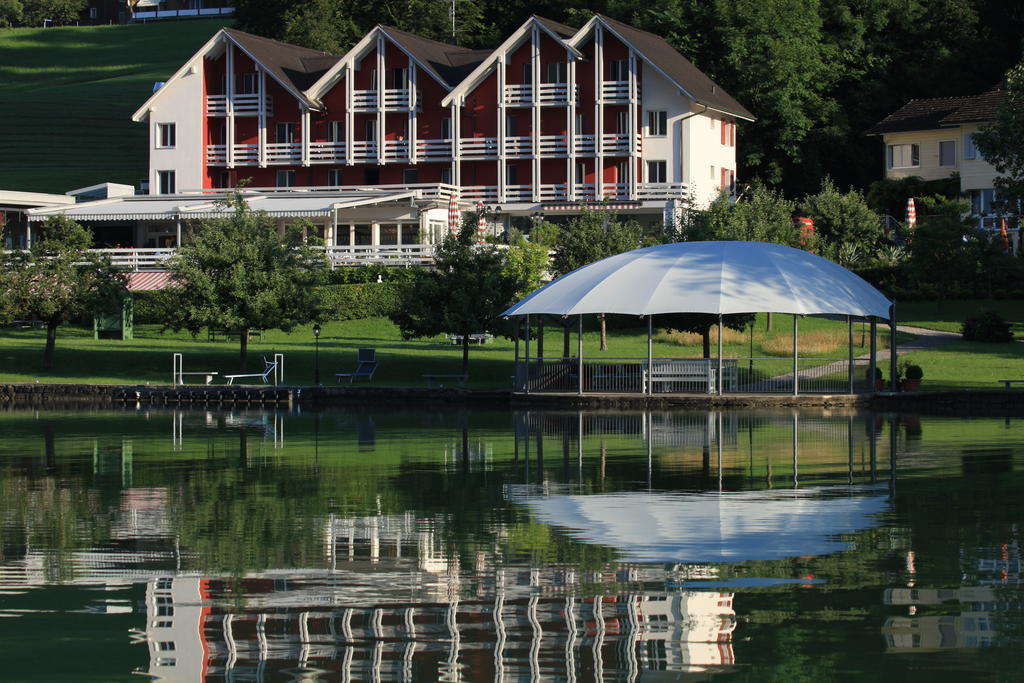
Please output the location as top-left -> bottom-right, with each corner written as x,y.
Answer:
141,574 -> 736,681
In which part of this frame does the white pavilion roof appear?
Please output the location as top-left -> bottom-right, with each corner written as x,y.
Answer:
502,241 -> 893,319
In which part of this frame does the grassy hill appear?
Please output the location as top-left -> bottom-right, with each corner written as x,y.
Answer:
0,20 -> 229,194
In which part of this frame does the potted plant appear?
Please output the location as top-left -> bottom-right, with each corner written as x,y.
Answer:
901,363 -> 923,392
867,366 -> 885,391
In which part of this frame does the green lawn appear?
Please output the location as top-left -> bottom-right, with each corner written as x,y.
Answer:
897,299 -> 1024,334
0,20 -> 228,193
0,314 -> 895,389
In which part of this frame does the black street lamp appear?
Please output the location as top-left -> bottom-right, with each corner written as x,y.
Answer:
313,323 -> 322,385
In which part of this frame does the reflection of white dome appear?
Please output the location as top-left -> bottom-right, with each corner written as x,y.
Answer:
513,488 -> 890,563
502,241 -> 891,318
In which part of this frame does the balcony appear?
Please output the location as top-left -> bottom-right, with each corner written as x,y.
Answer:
309,141 -> 346,164
351,141 -> 378,163
266,142 -> 301,164
601,81 -> 631,102
503,136 -> 531,157
205,144 -> 259,166
350,89 -> 420,111
458,137 -> 499,160
205,94 -> 273,117
637,182 -> 688,200
416,138 -> 454,161
601,133 -> 639,154
502,83 -> 578,106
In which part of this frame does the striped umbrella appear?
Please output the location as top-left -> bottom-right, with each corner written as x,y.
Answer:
476,202 -> 487,244
905,197 -> 916,228
447,192 -> 461,236
1000,218 -> 1010,253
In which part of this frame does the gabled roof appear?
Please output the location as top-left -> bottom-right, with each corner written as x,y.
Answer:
132,28 -> 338,121
441,15 -> 584,107
866,85 -> 1007,135
222,28 -> 340,102
574,15 -> 753,121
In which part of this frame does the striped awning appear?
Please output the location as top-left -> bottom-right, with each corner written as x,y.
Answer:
542,201 -> 641,211
127,272 -> 172,291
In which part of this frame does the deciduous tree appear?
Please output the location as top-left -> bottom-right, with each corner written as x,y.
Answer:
1,215 -> 126,369
974,63 -> 1024,214
157,194 -> 329,371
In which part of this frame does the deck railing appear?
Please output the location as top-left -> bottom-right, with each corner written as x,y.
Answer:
516,357 -> 874,395
87,245 -> 439,271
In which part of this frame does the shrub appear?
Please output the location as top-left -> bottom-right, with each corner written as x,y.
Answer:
317,283 -> 404,321
904,364 -> 923,380
961,310 -> 1014,342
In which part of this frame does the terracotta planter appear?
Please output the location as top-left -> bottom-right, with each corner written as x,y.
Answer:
901,379 -> 921,392
875,379 -> 885,391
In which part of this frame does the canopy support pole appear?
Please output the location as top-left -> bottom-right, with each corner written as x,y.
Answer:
870,319 -> 878,392
577,315 -> 583,395
647,316 -> 653,396
889,303 -> 898,392
792,314 -> 799,396
524,314 -> 531,395
847,315 -> 854,394
175,216 -> 182,247
717,313 -> 723,396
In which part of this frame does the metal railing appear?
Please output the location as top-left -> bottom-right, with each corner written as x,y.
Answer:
516,357 -> 874,395
86,245 -> 438,271
600,81 -> 630,101
205,94 -> 272,117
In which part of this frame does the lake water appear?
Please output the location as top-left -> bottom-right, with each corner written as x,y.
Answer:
0,405 -> 1021,681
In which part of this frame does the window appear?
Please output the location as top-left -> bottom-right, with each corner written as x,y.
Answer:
327,169 -> 343,186
275,122 -> 296,143
403,169 -> 418,184
441,117 -> 452,140
647,111 -> 667,137
939,140 -> 956,167
887,143 -> 920,169
369,68 -> 377,89
157,123 -> 176,148
521,63 -> 532,85
365,119 -> 377,142
276,170 -> 296,187
505,114 -> 518,137
615,160 -> 628,183
971,188 -> 995,215
158,642 -> 176,652
575,113 -> 584,134
608,59 -> 628,81
89,7 -> 97,19
575,161 -> 586,184
327,121 -> 344,143
710,164 -> 716,179
963,132 -> 977,160
506,163 -> 518,186
390,67 -> 407,89
364,167 -> 379,184
615,111 -> 628,134
545,62 -> 567,84
219,171 -> 233,189
440,167 -> 452,184
647,160 -> 666,183
157,170 -> 175,195
720,167 -> 735,193
720,120 -> 736,146
239,72 -> 258,95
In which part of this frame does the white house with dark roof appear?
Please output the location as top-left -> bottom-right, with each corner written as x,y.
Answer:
866,84 -> 1008,222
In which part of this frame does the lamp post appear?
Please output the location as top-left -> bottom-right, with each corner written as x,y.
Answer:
313,323 -> 321,385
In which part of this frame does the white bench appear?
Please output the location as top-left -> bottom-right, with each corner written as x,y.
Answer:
177,371 -> 218,385
224,359 -> 278,385
448,333 -> 492,345
643,359 -> 738,394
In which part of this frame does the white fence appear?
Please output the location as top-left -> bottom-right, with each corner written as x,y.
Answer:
89,245 -> 437,271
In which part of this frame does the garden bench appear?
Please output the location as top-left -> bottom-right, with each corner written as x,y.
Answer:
208,328 -> 265,342
997,379 -> 1024,390
423,373 -> 468,388
644,360 -> 716,394
448,333 -> 492,345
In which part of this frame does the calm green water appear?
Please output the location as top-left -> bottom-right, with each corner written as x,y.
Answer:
0,406 -> 1021,681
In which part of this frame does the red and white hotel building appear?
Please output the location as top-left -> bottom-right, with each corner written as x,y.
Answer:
132,15 -> 751,220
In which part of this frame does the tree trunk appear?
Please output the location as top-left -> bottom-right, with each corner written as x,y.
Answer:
462,334 -> 470,376
43,319 -> 58,370
239,329 -> 249,372
600,313 -> 608,351
766,312 -> 773,332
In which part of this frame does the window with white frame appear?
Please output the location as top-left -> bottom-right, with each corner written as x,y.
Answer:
939,140 -> 956,167
963,132 -> 977,160
506,163 -> 518,186
441,117 -> 452,140
615,111 -> 628,134
545,62 -> 567,84
327,169 -> 343,186
720,120 -> 735,146
276,170 -> 296,187
275,122 -> 296,143
327,121 -> 343,143
157,170 -> 175,195
647,160 -> 667,183
887,143 -> 920,169
390,68 -> 407,90
647,111 -> 667,136
608,59 -> 628,81
521,63 -> 532,85
575,113 -> 584,134
575,161 -> 587,185
505,115 -> 518,137
239,72 -> 258,95
157,123 -> 176,148
365,119 -> 377,142
440,167 -> 452,184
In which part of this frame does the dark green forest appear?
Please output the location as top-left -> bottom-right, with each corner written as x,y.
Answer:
234,0 -> 1024,198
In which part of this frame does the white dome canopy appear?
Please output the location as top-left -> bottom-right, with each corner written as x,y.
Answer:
502,241 -> 892,319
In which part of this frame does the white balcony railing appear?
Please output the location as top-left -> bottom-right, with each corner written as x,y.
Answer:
416,138 -> 453,160
266,142 -> 301,164
132,7 -> 235,20
504,185 -> 533,202
538,135 -> 568,155
601,133 -> 634,154
233,144 -> 259,164
90,245 -> 437,271
458,137 -> 499,159
636,182 -> 688,199
573,183 -> 598,200
574,134 -> 596,155
383,139 -> 409,160
351,141 -> 378,162
91,248 -> 174,270
350,89 -> 420,110
601,81 -> 630,101
309,141 -> 346,163
503,83 -> 578,105
460,185 -> 499,202
503,136 -> 532,157
352,90 -> 378,109
601,183 -> 629,199
206,144 -> 226,164
205,94 -> 272,117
